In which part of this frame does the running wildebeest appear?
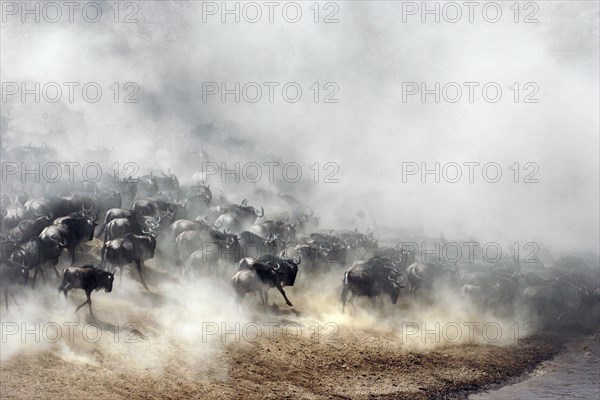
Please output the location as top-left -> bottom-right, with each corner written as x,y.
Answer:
58,265 -> 115,317
341,257 -> 404,312
101,232 -> 156,291
0,260 -> 28,311
232,254 -> 300,309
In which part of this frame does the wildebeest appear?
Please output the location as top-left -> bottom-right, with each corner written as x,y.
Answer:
406,262 -> 458,299
96,208 -> 138,238
103,215 -> 158,242
132,197 -> 186,227
237,231 -> 285,259
250,220 -> 296,242
215,199 -> 264,232
154,170 -> 180,194
0,260 -> 28,310
2,195 -> 27,230
232,254 -> 300,309
101,233 -> 156,291
520,283 -> 586,324
136,172 -> 159,198
10,236 -> 63,287
341,257 -> 404,312
39,215 -> 96,265
58,265 -> 115,317
1,213 -> 53,244
169,218 -> 211,240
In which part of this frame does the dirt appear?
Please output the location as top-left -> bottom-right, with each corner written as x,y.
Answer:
0,323 -> 563,399
0,255 -> 567,400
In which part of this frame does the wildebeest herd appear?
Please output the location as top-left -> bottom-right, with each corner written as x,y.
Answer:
1,162 -> 599,328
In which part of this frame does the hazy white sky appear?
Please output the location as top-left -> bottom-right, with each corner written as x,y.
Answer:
1,1 -> 598,253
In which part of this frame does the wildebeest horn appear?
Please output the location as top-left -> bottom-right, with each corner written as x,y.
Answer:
242,199 -> 247,206
293,257 -> 301,265
58,237 -> 67,247
255,207 -> 264,217
274,263 -> 281,271
345,237 -> 359,246
150,170 -> 154,177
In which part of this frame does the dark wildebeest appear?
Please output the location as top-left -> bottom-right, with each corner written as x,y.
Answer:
96,208 -> 138,238
237,231 -> 285,259
232,254 -> 300,309
2,195 -> 27,230
10,237 -> 63,287
340,257 -> 404,312
101,233 -> 156,291
1,213 -> 53,244
169,218 -> 211,241
406,262 -> 458,299
154,170 -> 179,194
250,220 -> 296,242
103,215 -> 159,242
0,260 -> 28,310
184,182 -> 212,217
520,283 -> 585,324
215,199 -> 264,232
136,172 -> 159,198
58,265 -> 115,317
40,215 -> 96,265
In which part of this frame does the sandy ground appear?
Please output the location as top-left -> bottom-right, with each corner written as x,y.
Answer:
0,249 -> 571,399
0,328 -> 563,400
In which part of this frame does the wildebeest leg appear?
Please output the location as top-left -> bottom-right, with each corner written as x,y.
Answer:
348,294 -> 357,313
69,246 -> 76,265
75,289 -> 93,317
32,265 -> 45,289
136,260 -> 150,292
259,289 -> 267,311
51,265 -> 60,279
341,286 -> 349,313
275,282 -> 293,307
8,291 -> 19,307
4,290 -> 9,311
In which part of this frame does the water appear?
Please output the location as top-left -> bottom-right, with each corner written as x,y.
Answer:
470,337 -> 599,399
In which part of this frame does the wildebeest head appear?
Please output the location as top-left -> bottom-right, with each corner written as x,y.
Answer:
273,256 -> 300,286
196,182 -> 212,204
239,199 -> 264,218
138,172 -> 159,196
386,269 -> 404,304
95,267 -> 115,292
138,231 -> 158,257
